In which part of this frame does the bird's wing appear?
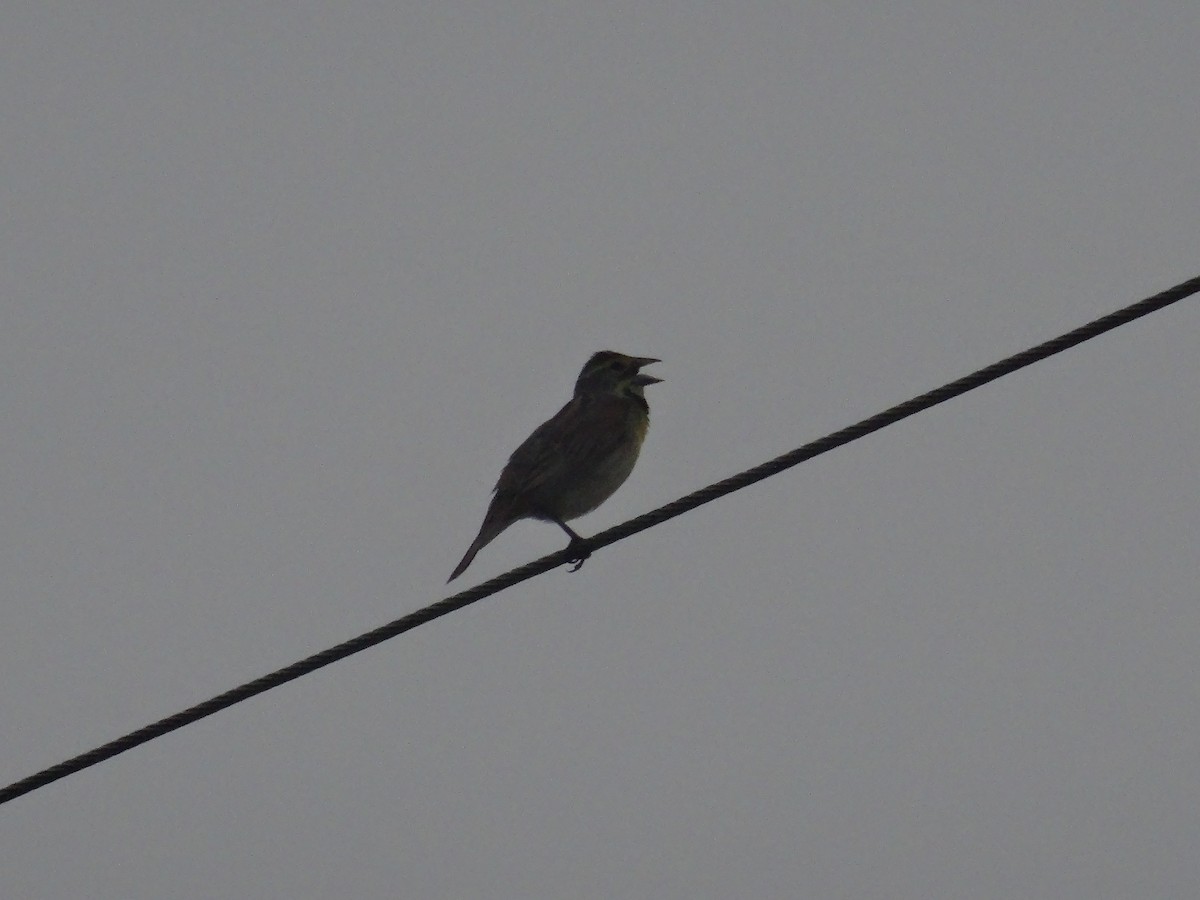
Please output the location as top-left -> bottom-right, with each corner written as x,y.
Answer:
494,394 -> 630,498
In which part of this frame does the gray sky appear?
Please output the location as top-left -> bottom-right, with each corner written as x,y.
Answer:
3,4 -> 1198,898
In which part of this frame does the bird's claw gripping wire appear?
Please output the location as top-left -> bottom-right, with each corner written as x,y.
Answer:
565,538 -> 591,573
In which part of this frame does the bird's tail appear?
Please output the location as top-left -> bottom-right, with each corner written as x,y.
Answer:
447,515 -> 512,582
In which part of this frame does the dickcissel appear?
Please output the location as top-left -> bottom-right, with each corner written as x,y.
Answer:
448,351 -> 661,581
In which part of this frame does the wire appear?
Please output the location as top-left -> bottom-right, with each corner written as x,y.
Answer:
3,275 -> 1197,806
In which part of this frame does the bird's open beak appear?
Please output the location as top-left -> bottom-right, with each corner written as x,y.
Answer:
632,358 -> 662,386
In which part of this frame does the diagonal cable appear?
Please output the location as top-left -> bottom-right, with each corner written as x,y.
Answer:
2,274 -> 1197,806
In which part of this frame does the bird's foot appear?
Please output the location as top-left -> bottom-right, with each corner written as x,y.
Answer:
565,538 -> 592,573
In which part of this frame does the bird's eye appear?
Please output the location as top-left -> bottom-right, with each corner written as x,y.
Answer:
608,360 -> 625,372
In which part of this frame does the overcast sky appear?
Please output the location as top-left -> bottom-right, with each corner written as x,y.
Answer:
3,4 -> 1198,898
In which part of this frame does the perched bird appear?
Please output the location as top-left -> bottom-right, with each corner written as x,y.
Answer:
448,351 -> 662,581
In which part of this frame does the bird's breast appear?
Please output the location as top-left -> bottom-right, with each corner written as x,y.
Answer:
548,404 -> 649,521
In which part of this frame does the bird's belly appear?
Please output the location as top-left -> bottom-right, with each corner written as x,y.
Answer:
551,442 -> 641,520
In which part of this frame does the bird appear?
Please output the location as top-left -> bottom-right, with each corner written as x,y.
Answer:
448,351 -> 662,581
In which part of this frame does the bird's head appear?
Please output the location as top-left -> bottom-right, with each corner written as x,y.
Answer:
574,351 -> 662,399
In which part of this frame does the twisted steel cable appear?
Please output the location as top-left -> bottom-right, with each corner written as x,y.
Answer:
3,274 -> 1196,806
